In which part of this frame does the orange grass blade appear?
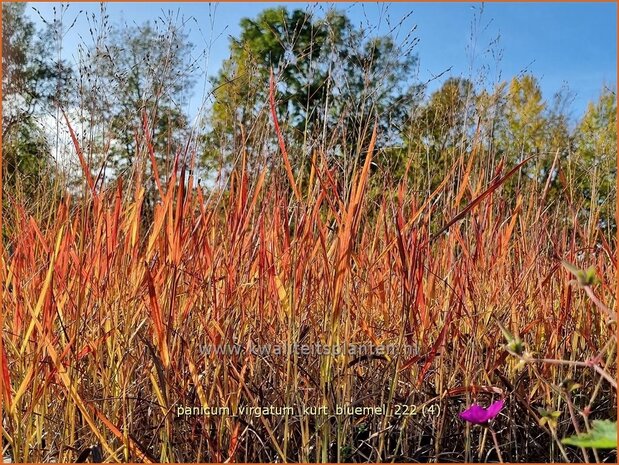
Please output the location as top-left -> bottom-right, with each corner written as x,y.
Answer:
269,69 -> 301,201
146,184 -> 175,258
430,156 -> 533,242
331,123 -> 377,320
416,305 -> 454,386
75,330 -> 114,361
20,301 -> 120,460
61,109 -> 96,195
240,169 -> 266,234
1,341 -> 12,407
142,111 -> 165,199
19,226 -> 64,354
226,423 -> 241,462
144,266 -> 171,369
29,217 -> 50,254
91,404 -> 154,463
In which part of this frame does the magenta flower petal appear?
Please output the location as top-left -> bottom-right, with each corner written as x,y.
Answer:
485,399 -> 505,419
459,404 -> 490,424
460,399 -> 505,425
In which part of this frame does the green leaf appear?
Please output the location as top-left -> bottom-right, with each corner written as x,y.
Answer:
561,260 -> 599,286
561,259 -> 581,276
560,378 -> 581,392
498,322 -> 525,355
538,409 -> 562,429
562,420 -> 617,449
584,266 -> 599,285
497,321 -> 514,343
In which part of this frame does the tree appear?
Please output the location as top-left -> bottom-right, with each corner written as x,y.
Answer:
204,7 -> 421,179
2,2 -> 72,195
329,32 -> 421,177
79,13 -> 197,182
496,75 -> 570,183
501,75 -> 547,159
572,87 -> 617,233
404,78 -> 476,191
204,7 -> 345,175
478,74 -> 575,210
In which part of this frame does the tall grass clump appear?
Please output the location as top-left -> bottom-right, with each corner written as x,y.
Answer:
1,100 -> 615,462
1,4 -> 616,463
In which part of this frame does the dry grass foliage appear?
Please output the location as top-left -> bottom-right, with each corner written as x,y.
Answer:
1,106 -> 616,463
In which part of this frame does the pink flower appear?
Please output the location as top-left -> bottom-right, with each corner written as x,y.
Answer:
459,399 -> 505,425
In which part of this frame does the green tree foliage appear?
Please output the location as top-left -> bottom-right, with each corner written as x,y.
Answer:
404,77 -> 476,191
466,74 -> 571,212
496,75 -> 571,183
205,7 -> 421,178
81,14 -> 196,179
572,87 -> 617,232
204,7 -> 335,172
2,2 -> 72,196
502,75 -> 547,158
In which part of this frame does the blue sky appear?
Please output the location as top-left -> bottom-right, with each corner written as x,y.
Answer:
27,2 -> 617,122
